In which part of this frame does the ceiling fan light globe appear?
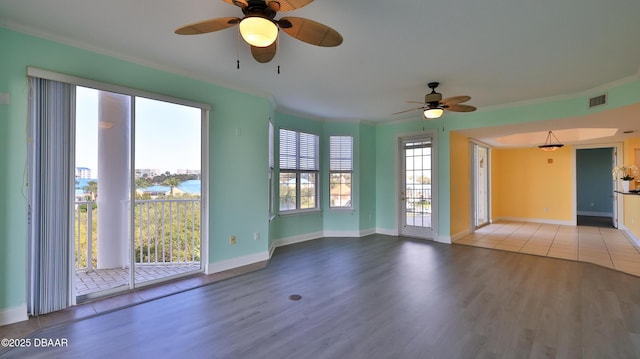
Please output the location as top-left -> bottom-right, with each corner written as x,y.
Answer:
423,108 -> 443,119
239,17 -> 278,47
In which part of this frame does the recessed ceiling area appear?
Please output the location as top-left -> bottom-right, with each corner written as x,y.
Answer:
495,128 -> 618,147
456,102 -> 640,148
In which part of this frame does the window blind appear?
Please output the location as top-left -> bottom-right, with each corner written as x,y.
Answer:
279,129 -> 319,170
27,77 -> 75,315
330,136 -> 353,171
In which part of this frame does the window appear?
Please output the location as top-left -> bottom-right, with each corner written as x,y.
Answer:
329,136 -> 353,208
279,128 -> 319,212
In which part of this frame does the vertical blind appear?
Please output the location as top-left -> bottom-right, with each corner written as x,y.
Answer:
279,129 -> 319,170
329,136 -> 353,171
27,77 -> 76,315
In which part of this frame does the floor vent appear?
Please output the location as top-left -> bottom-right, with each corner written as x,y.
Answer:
589,93 -> 607,108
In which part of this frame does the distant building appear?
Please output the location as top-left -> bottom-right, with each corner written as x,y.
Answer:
176,169 -> 201,176
135,168 -> 161,178
76,167 -> 92,179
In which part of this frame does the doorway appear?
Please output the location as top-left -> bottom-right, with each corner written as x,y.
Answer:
27,71 -> 209,314
74,87 -> 205,301
575,147 -> 615,228
398,134 -> 437,239
472,143 -> 490,229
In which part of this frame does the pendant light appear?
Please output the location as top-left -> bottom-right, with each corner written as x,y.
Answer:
538,130 -> 564,151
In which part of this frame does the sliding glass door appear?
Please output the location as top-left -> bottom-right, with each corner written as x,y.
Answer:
29,68 -> 209,309
74,87 -> 205,300
133,97 -> 202,286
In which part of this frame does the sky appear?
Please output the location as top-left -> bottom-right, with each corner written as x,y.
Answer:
75,87 -> 201,178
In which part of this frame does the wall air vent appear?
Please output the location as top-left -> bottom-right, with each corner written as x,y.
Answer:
588,94 -> 607,108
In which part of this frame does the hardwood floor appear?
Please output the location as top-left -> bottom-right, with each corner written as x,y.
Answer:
3,234 -> 640,358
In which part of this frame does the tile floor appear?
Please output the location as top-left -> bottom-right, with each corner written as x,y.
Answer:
454,221 -> 640,276
75,264 -> 201,296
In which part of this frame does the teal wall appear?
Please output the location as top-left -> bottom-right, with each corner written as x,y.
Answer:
576,148 -> 614,214
0,27 -> 271,312
374,120 -> 448,235
0,29 -> 29,315
358,123 -> 377,231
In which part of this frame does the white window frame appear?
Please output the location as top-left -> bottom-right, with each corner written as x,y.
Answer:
278,128 -> 320,213
329,135 -> 353,209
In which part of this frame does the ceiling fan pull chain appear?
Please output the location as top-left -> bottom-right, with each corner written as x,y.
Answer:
236,28 -> 240,69
276,34 -> 281,74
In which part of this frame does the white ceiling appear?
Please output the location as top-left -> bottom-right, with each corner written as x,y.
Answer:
2,0 -> 640,146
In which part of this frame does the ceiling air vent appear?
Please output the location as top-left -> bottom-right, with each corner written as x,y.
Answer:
588,94 -> 607,108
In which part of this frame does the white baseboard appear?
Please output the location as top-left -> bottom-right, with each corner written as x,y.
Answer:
495,216 -> 575,226
209,226 -> 451,275
271,230 -> 323,249
206,251 -> 270,274
321,229 -> 377,238
359,228 -> 376,237
0,303 -> 28,326
450,228 -> 472,242
620,225 -> 640,247
436,235 -> 452,244
375,228 -> 399,236
323,230 -> 362,238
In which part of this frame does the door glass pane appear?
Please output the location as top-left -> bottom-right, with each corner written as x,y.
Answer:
75,87 -> 132,301
404,141 -> 432,228
134,97 -> 202,286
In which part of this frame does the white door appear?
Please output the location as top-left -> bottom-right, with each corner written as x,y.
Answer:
612,147 -> 618,228
473,144 -> 490,228
399,135 -> 436,239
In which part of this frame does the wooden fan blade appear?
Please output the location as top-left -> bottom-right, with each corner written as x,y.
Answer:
441,95 -> 471,106
446,104 -> 477,112
393,107 -> 424,115
267,0 -> 314,12
279,17 -> 343,47
175,17 -> 241,35
222,0 -> 248,8
251,42 -> 277,63
405,101 -> 425,105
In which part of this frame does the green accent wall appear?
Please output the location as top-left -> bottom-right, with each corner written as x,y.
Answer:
0,27 -> 271,312
358,123 -> 377,231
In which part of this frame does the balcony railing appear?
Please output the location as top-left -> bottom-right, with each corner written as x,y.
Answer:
74,198 -> 201,271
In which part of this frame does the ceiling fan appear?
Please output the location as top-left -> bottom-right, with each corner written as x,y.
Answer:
393,82 -> 477,119
175,0 -> 343,63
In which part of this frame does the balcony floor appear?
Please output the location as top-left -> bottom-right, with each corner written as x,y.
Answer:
75,264 -> 200,297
